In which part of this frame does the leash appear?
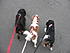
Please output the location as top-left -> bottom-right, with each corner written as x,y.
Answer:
34,27 -> 50,53
6,14 -> 21,53
33,34 -> 45,53
15,14 -> 21,26
21,40 -> 28,53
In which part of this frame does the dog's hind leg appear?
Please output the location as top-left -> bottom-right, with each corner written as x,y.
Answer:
32,36 -> 38,47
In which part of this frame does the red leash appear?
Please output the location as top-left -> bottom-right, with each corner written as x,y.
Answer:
7,13 -> 20,53
7,26 -> 16,53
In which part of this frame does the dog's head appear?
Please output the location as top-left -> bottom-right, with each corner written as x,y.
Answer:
32,14 -> 39,19
17,9 -> 26,16
46,20 -> 54,27
32,14 -> 39,24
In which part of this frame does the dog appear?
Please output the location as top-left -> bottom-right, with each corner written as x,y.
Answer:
23,14 -> 40,47
29,14 -> 40,47
15,9 -> 26,39
42,20 -> 55,51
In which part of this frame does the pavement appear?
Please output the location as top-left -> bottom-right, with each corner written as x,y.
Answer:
0,0 -> 70,53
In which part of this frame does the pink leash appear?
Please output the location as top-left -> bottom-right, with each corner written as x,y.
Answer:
7,26 -> 16,53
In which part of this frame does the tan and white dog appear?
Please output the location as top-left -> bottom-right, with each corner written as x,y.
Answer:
23,14 -> 40,47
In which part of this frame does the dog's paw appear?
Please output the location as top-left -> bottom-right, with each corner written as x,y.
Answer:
50,47 -> 53,51
34,45 -> 37,48
16,34 -> 20,40
43,45 -> 46,47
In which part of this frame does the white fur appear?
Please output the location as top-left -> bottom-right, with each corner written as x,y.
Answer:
30,23 -> 39,29
25,14 -> 39,47
30,15 -> 39,47
44,28 -> 47,32
49,24 -> 52,27
43,35 -> 49,40
23,31 -> 33,41
35,14 -> 38,17
32,18 -> 38,24
18,13 -> 21,16
23,30 -> 38,47
32,14 -> 39,24
31,30 -> 38,47
50,47 -> 53,51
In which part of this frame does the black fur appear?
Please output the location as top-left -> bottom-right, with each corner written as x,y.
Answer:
15,9 -> 26,34
44,20 -> 55,47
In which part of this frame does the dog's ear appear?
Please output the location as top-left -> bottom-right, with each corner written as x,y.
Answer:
32,16 -> 35,20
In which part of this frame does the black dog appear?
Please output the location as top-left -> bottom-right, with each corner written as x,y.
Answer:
15,9 -> 26,39
42,20 -> 55,51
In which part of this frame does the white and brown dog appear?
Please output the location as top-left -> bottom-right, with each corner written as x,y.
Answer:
23,14 -> 40,47
42,20 -> 55,51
